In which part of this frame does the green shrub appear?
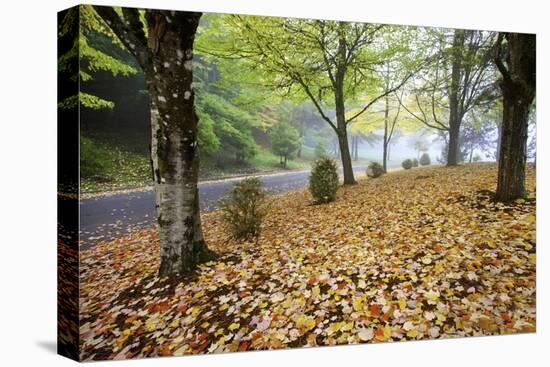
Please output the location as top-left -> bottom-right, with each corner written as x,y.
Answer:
367,162 -> 384,178
220,178 -> 267,239
419,153 -> 431,166
412,158 -> 419,167
473,154 -> 481,162
402,159 -> 413,170
309,158 -> 339,203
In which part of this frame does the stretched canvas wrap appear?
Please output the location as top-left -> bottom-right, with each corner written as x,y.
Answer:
57,4 -> 537,362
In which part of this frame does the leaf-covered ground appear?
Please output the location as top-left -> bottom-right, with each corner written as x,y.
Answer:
78,163 -> 536,361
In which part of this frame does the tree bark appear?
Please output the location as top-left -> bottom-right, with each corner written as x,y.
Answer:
447,121 -> 461,166
446,29 -> 466,166
335,82 -> 355,184
494,33 -> 536,202
337,128 -> 355,184
495,121 -> 502,161
383,93 -> 390,172
333,28 -> 356,185
94,7 -> 214,276
144,14 -> 213,276
352,136 -> 359,161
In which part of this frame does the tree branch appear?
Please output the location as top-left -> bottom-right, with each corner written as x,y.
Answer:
493,32 -> 511,82
294,74 -> 337,132
345,70 -> 414,124
396,92 -> 449,132
93,6 -> 150,68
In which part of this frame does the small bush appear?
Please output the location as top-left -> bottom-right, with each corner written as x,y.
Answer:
220,178 -> 267,239
309,158 -> 339,203
367,162 -> 384,178
473,154 -> 481,162
419,153 -> 431,166
402,159 -> 413,170
412,158 -> 419,167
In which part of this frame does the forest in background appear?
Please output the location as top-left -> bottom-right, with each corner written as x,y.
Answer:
61,7 -> 535,192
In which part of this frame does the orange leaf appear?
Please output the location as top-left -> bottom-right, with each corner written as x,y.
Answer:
238,341 -> 251,352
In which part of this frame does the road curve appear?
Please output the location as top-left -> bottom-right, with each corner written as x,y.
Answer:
77,165 -> 373,249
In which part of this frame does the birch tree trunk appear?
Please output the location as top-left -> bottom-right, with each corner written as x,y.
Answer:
94,7 -> 214,277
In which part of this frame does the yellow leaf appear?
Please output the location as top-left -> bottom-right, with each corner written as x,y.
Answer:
145,319 -> 157,332
425,290 -> 440,302
312,286 -> 321,298
383,324 -> 392,340
398,298 -> 407,310
228,322 -> 240,331
342,321 -> 354,332
169,319 -> 179,328
352,296 -> 366,312
296,315 -> 316,332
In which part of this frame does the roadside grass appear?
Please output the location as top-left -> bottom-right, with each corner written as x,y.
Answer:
79,137 -> 314,193
80,136 -> 151,193
249,150 -> 311,171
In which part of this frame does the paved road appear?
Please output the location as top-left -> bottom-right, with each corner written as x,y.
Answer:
78,165 -> 377,249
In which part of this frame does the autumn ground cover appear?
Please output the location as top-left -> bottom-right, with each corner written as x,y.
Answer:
78,163 -> 536,361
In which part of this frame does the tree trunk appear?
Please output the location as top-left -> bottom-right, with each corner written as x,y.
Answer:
352,136 -> 359,161
335,90 -> 356,185
495,121 -> 502,161
337,128 -> 356,185
495,33 -> 536,202
447,122 -> 460,166
496,96 -> 531,201
94,8 -> 215,277
383,94 -> 390,172
332,29 -> 356,185
284,155 -> 287,168
143,12 -> 213,276
447,29 -> 465,167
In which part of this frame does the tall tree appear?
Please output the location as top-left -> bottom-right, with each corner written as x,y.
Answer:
493,32 -> 536,202
94,6 -> 214,276
400,29 -> 495,166
270,121 -> 302,168
200,17 -> 415,184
